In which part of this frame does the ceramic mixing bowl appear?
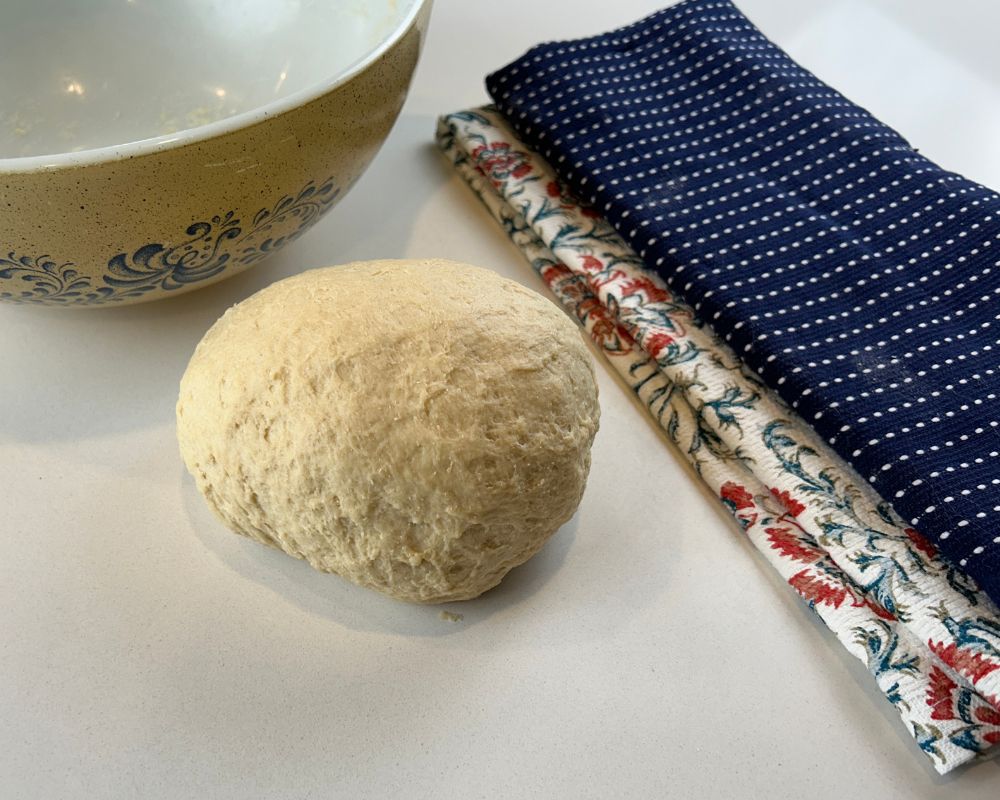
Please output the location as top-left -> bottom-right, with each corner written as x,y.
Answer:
0,0 -> 431,307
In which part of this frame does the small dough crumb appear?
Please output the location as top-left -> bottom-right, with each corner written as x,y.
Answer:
439,611 -> 464,623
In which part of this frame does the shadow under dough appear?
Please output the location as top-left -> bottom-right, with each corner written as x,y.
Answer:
181,468 -> 578,639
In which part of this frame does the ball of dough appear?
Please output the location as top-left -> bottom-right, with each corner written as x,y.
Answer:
176,259 -> 600,603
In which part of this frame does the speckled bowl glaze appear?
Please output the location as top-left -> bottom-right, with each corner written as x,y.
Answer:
0,0 -> 431,306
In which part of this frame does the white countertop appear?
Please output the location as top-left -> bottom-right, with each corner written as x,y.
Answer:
3,1 -> 1000,797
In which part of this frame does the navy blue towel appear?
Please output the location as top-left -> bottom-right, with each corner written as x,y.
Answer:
487,0 -> 1000,602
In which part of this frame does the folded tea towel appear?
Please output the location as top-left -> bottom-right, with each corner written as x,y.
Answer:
437,105 -> 1000,773
486,0 -> 1000,610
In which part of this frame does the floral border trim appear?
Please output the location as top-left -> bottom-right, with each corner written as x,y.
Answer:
0,177 -> 340,306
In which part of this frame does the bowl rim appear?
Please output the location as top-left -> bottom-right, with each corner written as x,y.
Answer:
0,0 -> 429,175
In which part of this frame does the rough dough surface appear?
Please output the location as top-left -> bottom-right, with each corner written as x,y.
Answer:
176,259 -> 600,602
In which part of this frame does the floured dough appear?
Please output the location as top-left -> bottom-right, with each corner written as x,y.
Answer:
176,259 -> 600,602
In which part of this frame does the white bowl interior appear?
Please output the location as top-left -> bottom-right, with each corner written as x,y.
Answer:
0,0 -> 417,159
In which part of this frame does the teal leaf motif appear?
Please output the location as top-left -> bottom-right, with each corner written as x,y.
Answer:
852,552 -> 911,620
763,421 -> 856,515
0,253 -> 113,304
911,722 -> 944,764
1,176 -> 340,306
104,214 -> 242,297
853,620 -> 920,704
664,369 -> 757,471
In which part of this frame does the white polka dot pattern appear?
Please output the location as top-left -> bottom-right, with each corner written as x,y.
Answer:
487,0 -> 1000,602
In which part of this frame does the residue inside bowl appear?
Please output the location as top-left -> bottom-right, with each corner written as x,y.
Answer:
0,0 -> 409,159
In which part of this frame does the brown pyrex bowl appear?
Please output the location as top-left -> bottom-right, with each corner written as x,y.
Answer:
0,0 -> 432,306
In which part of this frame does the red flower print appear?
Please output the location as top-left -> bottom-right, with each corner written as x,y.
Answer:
591,268 -> 627,290
926,667 -> 957,721
576,295 -> 604,318
905,527 -> 938,559
862,597 -> 897,622
788,569 -> 850,609
589,318 -> 617,348
545,179 -> 600,216
580,254 -> 604,273
765,526 -> 823,564
720,482 -> 754,511
929,641 -> 1000,684
539,262 -> 574,287
553,274 -> 589,303
620,276 -> 670,304
586,304 -> 632,351
975,704 -> 1000,744
770,487 -> 806,517
645,331 -> 675,360
470,141 -> 533,182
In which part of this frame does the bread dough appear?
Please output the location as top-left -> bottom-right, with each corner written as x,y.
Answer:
176,259 -> 600,602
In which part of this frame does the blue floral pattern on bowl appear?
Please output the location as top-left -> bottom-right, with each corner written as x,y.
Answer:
0,176 -> 340,306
